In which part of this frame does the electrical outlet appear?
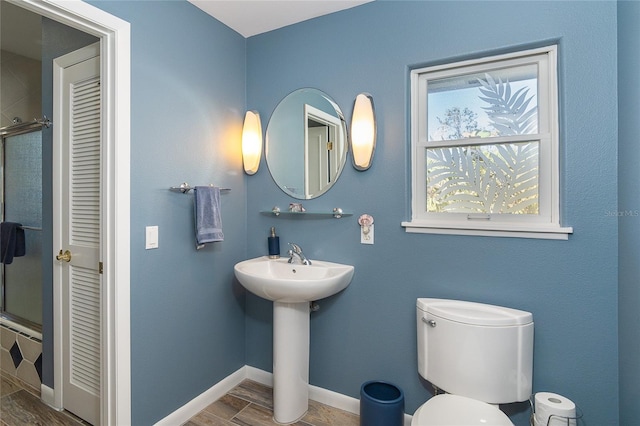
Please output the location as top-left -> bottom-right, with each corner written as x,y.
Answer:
361,224 -> 374,245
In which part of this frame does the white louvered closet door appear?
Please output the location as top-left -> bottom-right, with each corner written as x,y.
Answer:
57,49 -> 102,426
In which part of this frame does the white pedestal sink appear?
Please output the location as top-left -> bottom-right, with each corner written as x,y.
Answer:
234,256 -> 354,424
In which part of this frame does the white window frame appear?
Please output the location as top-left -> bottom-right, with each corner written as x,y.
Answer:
402,45 -> 572,240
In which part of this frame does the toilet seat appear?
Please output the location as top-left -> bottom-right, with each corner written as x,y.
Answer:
411,394 -> 513,426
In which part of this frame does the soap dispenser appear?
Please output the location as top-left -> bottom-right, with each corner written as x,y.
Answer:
268,227 -> 280,259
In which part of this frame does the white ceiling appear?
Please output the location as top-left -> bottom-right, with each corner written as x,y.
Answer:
1,1 -> 373,61
188,0 -> 373,38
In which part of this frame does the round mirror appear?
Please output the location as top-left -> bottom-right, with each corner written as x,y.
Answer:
266,88 -> 348,199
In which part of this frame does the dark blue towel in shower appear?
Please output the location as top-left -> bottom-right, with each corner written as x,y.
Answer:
1,222 -> 26,265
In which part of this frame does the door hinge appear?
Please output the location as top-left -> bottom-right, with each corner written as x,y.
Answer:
99,261 -> 103,274
327,141 -> 333,151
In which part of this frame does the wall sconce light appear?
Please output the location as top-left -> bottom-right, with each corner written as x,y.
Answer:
242,110 -> 262,175
350,93 -> 376,171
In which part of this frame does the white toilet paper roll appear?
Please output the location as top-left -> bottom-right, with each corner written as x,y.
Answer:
534,392 -> 576,426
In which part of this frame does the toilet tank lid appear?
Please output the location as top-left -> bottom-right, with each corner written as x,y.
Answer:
417,298 -> 533,326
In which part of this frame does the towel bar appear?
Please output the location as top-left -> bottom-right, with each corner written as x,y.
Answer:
169,182 -> 231,194
19,226 -> 42,231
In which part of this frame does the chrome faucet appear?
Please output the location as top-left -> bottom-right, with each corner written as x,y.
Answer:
288,242 -> 311,265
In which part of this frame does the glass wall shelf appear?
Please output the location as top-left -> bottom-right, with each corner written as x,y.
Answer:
260,206 -> 351,219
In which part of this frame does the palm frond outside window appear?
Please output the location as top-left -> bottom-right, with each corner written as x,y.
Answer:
426,69 -> 539,214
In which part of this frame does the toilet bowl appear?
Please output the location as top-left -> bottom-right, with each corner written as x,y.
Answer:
414,298 -> 534,425
411,394 -> 512,426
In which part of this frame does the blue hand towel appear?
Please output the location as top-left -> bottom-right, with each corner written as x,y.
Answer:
1,222 -> 26,265
194,186 -> 224,249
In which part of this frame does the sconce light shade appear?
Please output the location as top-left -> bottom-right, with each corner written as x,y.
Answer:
242,110 -> 262,175
350,93 -> 376,171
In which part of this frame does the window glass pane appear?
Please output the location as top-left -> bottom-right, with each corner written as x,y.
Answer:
427,64 -> 538,141
426,141 -> 539,214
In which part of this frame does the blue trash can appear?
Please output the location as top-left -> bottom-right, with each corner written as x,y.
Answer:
360,380 -> 404,426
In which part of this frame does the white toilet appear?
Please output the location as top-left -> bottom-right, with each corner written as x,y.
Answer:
413,298 -> 534,426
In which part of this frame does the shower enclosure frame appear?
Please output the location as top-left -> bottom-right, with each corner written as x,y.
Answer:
0,119 -> 49,332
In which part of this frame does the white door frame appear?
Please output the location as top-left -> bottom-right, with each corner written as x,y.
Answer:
303,104 -> 341,197
7,1 -> 131,424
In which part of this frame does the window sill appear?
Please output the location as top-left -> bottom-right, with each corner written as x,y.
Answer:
401,221 -> 573,240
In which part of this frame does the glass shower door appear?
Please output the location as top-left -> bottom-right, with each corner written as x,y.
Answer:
1,130 -> 43,326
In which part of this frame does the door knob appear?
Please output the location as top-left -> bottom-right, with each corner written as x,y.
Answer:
56,249 -> 72,262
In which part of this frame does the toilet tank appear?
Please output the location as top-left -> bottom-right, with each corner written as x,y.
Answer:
416,298 -> 533,404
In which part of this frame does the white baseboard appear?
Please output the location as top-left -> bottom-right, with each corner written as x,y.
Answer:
155,366 -> 413,426
40,384 -> 63,411
244,365 -> 273,387
154,367 -> 246,426
243,366 -> 361,415
309,382 -> 360,414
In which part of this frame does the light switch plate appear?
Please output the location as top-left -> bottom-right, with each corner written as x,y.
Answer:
146,226 -> 159,249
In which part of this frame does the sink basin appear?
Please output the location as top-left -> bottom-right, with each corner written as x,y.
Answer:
234,256 -> 354,302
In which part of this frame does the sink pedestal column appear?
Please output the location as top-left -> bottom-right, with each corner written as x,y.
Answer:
273,301 -> 310,424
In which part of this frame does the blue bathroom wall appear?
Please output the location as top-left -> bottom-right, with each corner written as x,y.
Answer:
86,1 -> 247,424
246,2 -> 619,425
618,0 -> 640,423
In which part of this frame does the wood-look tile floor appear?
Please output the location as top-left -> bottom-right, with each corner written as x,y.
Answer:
185,380 -> 360,426
0,371 -> 87,426
1,374 -> 358,426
